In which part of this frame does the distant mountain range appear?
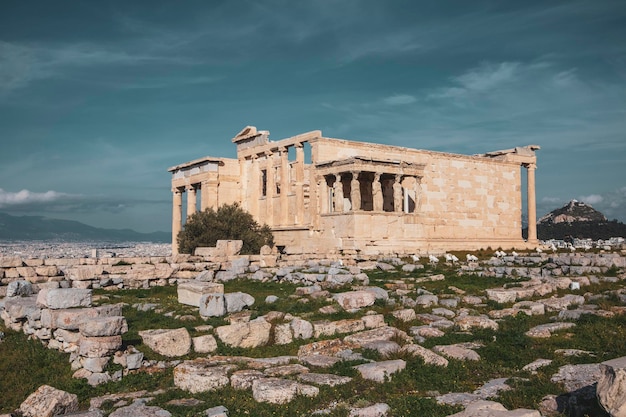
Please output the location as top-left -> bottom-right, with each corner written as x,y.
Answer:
524,200 -> 626,240
0,212 -> 170,242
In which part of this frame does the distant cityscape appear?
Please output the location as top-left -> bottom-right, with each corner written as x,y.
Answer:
0,240 -> 171,258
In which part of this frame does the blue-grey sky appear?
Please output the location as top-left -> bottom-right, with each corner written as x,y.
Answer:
1,0 -> 625,233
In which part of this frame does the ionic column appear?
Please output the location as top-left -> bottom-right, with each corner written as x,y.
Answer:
393,175 -> 403,212
372,172 -> 383,211
526,163 -> 538,243
172,188 -> 183,254
279,147 -> 289,226
333,173 -> 343,212
186,185 -> 197,219
350,171 -> 361,211
295,143 -> 305,224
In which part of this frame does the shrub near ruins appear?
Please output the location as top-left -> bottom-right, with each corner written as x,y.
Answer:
177,203 -> 274,255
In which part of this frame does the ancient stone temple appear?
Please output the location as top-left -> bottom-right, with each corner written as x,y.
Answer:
168,126 -> 540,255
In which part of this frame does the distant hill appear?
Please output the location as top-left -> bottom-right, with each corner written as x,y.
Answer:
523,200 -> 626,240
0,212 -> 170,243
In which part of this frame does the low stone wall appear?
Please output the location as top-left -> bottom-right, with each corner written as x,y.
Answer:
0,285 -> 132,386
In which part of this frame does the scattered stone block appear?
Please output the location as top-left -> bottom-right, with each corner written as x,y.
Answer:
19,385 -> 78,417
401,344 -> 449,367
525,322 -> 576,338
215,317 -> 271,348
192,334 -> 218,353
199,293 -> 226,317
108,401 -> 172,417
597,356 -> 626,417
348,403 -> 390,417
333,290 -> 377,310
433,344 -> 481,361
177,281 -> 224,307
298,372 -> 352,387
447,400 -> 541,417
252,378 -> 318,404
225,292 -> 255,312
174,359 -> 235,393
37,288 -> 91,310
230,369 -> 265,390
139,328 -> 191,357
353,360 -> 406,382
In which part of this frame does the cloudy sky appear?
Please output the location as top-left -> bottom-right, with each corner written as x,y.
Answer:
1,0 -> 625,233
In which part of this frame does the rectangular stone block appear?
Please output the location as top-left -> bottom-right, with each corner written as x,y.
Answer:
178,281 -> 224,307
79,335 -> 122,358
37,288 -> 92,309
41,304 -> 123,330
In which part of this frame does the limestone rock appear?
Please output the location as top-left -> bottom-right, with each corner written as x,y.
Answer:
178,281 -> 224,307
353,360 -> 406,382
139,328 -> 191,357
299,354 -> 342,368
224,291 -> 255,313
273,322 -> 293,345
252,378 -> 318,404
344,326 -> 408,347
348,403 -> 391,417
173,359 -> 235,393
597,356 -> 626,417
79,316 -> 128,337
298,372 -> 352,387
231,369 -> 265,390
401,344 -> 449,367
447,400 -> 541,417
36,288 -> 92,309
391,308 -> 416,322
192,334 -> 218,353
199,293 -> 226,317
333,290 -> 377,310
6,279 -> 33,297
19,385 -> 79,417
291,317 -> 313,339
433,344 -> 481,361
551,363 -> 602,392
525,322 -> 576,338
108,401 -> 172,417
79,335 -> 123,358
215,317 -> 271,348
455,315 -> 499,331
41,304 -> 122,330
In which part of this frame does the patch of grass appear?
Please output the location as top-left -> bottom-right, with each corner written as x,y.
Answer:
0,327 -> 78,412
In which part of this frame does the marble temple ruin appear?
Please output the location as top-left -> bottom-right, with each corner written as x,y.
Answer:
169,127 -> 539,255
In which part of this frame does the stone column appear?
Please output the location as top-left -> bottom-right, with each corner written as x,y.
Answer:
333,173 -> 343,213
172,188 -> 183,255
350,171 -> 361,211
318,176 -> 328,215
250,155 -> 259,220
265,152 -> 275,226
186,185 -> 197,219
372,173 -> 383,211
312,176 -> 322,229
526,163 -> 538,243
295,143 -> 305,224
393,175 -> 403,212
279,147 -> 289,226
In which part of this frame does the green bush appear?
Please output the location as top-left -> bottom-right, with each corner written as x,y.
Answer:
177,203 -> 274,255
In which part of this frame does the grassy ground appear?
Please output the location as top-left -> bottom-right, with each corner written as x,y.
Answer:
1,258 -> 625,416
